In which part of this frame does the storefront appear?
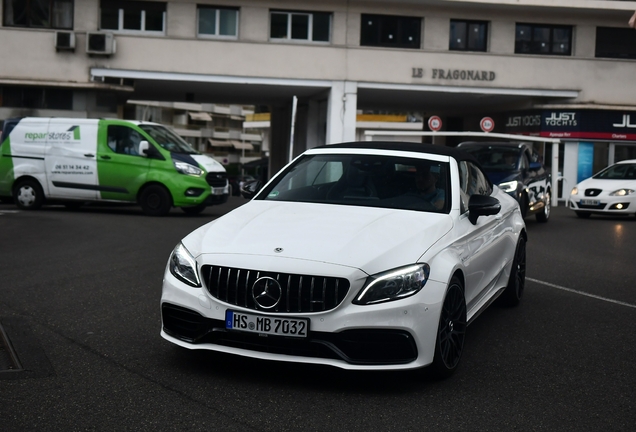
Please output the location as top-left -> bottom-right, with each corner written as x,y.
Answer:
505,109 -> 636,201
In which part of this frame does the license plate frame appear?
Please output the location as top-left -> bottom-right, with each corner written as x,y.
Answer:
225,310 -> 309,338
580,199 -> 600,206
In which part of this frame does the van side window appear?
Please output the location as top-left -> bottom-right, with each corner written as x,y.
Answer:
107,126 -> 143,156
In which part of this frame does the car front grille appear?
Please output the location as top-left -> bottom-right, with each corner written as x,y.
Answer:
578,202 -> 606,210
201,265 -> 350,313
585,189 -> 602,197
206,172 -> 227,188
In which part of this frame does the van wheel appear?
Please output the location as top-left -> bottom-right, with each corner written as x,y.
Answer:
140,185 -> 172,216
181,204 -> 207,215
14,179 -> 44,210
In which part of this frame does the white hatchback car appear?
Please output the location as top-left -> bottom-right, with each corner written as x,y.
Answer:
161,142 -> 526,377
569,159 -> 636,218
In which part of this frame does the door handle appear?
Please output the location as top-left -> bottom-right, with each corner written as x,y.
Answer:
84,153 -> 95,158
100,155 -> 111,160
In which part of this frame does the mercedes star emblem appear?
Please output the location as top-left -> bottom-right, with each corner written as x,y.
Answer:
252,277 -> 282,309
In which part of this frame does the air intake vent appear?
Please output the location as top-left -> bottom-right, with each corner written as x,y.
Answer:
86,32 -> 116,55
55,31 -> 75,51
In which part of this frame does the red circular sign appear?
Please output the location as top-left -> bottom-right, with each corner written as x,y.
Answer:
428,116 -> 442,131
480,117 -> 495,132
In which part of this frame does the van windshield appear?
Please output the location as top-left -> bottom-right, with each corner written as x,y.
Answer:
139,125 -> 198,154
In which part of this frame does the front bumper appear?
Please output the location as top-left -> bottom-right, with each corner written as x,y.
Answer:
569,194 -> 636,215
160,265 -> 446,371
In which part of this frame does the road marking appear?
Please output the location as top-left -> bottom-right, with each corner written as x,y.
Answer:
528,277 -> 636,310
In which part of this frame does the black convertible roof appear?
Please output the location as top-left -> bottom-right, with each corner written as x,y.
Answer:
317,141 -> 477,162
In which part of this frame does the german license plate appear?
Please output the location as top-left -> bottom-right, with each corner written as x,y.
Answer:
580,199 -> 600,206
225,310 -> 309,338
212,188 -> 225,195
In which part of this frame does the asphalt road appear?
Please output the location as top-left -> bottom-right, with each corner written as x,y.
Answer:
1,198 -> 635,431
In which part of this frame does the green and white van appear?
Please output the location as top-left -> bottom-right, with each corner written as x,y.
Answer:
0,117 -> 229,216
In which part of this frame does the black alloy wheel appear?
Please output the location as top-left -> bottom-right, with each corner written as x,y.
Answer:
431,277 -> 467,378
500,237 -> 526,307
140,185 -> 172,216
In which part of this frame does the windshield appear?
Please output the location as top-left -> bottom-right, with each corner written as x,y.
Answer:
593,163 -> 636,180
139,124 -> 198,154
258,154 -> 451,214
460,146 -> 521,171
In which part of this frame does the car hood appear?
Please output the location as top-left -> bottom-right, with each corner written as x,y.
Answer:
182,200 -> 453,275
485,170 -> 520,185
191,154 -> 225,173
576,177 -> 636,192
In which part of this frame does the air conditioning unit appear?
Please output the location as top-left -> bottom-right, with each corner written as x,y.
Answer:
86,32 -> 116,55
55,31 -> 75,51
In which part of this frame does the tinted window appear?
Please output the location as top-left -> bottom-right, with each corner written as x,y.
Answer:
460,146 -> 522,172
515,23 -> 572,56
259,154 -> 450,213
594,163 -> 636,180
360,14 -> 421,49
3,0 -> 73,29
596,27 -> 636,60
450,20 -> 488,51
139,124 -> 198,154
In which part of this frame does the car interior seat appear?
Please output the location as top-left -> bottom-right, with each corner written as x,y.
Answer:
327,166 -> 378,200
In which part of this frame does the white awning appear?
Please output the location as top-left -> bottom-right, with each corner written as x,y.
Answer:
208,139 -> 233,147
231,140 -> 254,150
189,112 -> 212,121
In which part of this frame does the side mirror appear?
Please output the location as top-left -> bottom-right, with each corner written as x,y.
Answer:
468,195 -> 501,225
241,180 -> 263,199
529,162 -> 542,171
138,141 -> 150,157
139,141 -> 165,160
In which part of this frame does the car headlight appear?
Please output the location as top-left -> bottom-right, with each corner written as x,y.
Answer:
353,264 -> 430,305
498,180 -> 518,193
169,242 -> 201,287
174,160 -> 203,176
571,187 -> 578,195
609,189 -> 634,196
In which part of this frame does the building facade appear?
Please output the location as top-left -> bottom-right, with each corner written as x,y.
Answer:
1,0 -> 636,200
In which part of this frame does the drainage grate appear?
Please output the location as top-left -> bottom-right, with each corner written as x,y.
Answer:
0,323 -> 22,372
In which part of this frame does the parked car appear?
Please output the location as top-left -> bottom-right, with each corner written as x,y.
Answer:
457,141 -> 552,222
160,141 -> 526,377
569,159 -> 636,218
228,175 -> 256,196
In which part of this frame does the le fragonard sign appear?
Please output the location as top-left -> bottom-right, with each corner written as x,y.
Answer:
505,110 -> 636,141
412,67 -> 496,81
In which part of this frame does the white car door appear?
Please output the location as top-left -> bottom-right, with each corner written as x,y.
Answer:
45,119 -> 99,200
456,161 -> 512,314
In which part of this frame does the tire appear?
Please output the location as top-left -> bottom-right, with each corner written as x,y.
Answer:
139,185 -> 172,216
575,211 -> 591,219
535,191 -> 550,223
430,276 -> 467,378
518,193 -> 529,219
13,178 -> 44,210
500,237 -> 526,307
181,203 -> 206,215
